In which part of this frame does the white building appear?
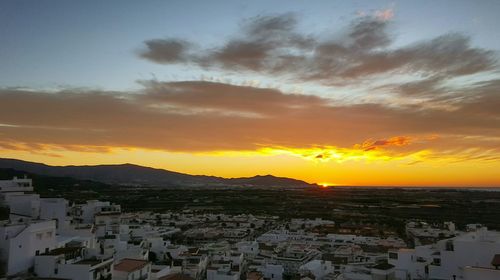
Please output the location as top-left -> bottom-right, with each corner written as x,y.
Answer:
0,176 -> 34,193
72,200 -> 121,224
299,260 -> 334,280
429,228 -> 500,280
0,177 -> 40,220
341,263 -> 395,280
95,212 -> 121,237
206,262 -> 240,280
260,264 -> 284,280
34,247 -> 113,280
40,198 -> 72,229
5,193 -> 40,220
236,241 -> 259,257
0,219 -> 57,275
389,227 -> 500,280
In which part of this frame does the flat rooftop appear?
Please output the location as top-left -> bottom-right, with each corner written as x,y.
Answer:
114,258 -> 149,272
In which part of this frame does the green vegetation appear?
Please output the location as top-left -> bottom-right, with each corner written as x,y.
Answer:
2,168 -> 499,234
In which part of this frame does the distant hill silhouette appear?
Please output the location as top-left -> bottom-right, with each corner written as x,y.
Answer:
0,158 -> 316,188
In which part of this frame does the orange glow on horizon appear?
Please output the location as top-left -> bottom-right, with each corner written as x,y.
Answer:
319,182 -> 337,188
0,142 -> 499,187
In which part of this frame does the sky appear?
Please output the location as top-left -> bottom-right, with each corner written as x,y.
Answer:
1,0 -> 500,187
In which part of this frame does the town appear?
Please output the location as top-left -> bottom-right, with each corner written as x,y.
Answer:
0,176 -> 499,280
2,0 -> 500,279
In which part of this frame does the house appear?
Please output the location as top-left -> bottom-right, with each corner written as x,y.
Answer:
206,262 -> 240,280
0,219 -> 57,275
341,262 -> 395,280
114,258 -> 151,280
34,247 -> 113,280
40,198 -> 72,229
0,176 -> 34,193
0,177 -> 40,220
389,227 -> 500,280
72,200 -> 121,224
261,264 -> 284,280
299,260 -> 334,280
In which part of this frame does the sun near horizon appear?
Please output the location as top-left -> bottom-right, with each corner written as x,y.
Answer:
1,1 -> 500,187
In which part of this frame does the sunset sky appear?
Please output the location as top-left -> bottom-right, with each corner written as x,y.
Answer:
1,0 -> 500,187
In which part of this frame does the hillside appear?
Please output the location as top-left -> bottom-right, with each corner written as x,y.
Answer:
0,158 -> 316,188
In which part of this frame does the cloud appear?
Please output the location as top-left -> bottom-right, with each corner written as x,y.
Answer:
2,12 -> 500,161
374,8 -> 394,21
139,14 -> 497,84
357,136 -> 413,151
140,80 -> 325,116
0,80 -> 499,161
396,78 -> 444,97
139,39 -> 192,63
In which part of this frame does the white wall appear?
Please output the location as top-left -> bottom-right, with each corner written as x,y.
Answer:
261,264 -> 284,280
59,264 -> 94,280
40,198 -> 70,229
5,193 -> 40,218
0,220 -> 57,275
34,255 -> 58,277
431,230 -> 500,279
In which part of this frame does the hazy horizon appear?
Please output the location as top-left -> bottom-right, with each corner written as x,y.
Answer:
2,157 -> 500,188
1,1 -> 500,186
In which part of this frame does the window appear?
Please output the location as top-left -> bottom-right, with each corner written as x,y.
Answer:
389,252 -> 398,259
36,233 -> 43,240
35,250 -> 40,256
54,268 -> 58,274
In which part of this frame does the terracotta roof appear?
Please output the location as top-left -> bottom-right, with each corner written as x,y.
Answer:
114,258 -> 149,272
247,271 -> 263,280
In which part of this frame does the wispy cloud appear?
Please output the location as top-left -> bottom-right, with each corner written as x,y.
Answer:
1,12 -> 499,168
1,79 -> 499,163
356,136 -> 413,151
139,13 -> 497,86
374,8 -> 394,21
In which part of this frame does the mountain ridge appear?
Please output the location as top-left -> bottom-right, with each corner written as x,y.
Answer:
0,158 -> 317,188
